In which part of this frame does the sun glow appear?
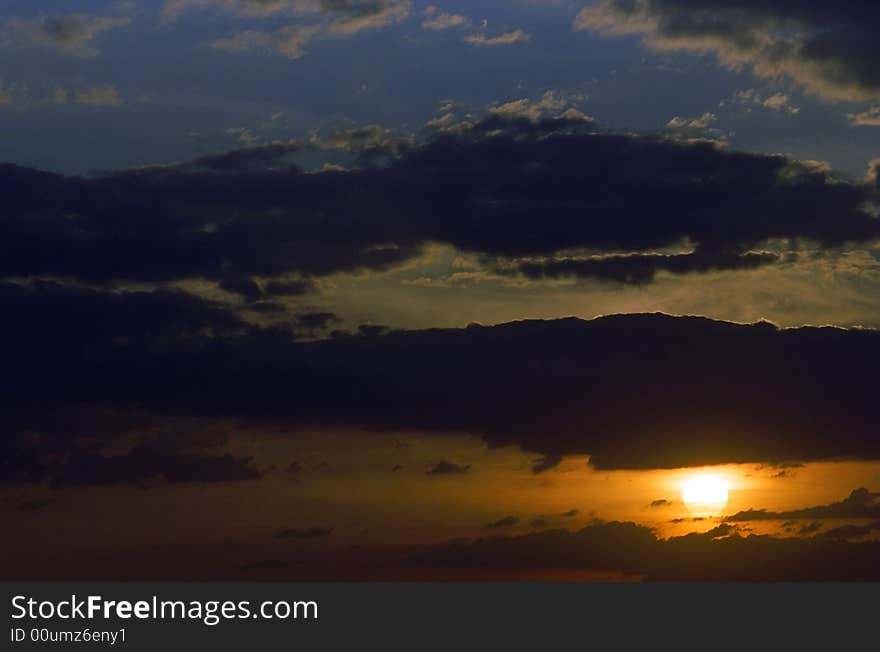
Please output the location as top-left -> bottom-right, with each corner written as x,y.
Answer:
682,474 -> 729,515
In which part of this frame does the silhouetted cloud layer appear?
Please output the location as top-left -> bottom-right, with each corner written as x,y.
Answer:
2,118 -> 877,292
727,488 -> 880,522
414,520 -> 880,580
4,312 -> 880,481
577,0 -> 880,101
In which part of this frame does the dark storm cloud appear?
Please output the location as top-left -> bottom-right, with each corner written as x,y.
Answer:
426,461 -> 471,475
486,516 -> 519,529
577,0 -> 880,102
513,250 -> 780,285
819,521 -> 880,540
412,520 -> 880,580
5,312 -> 880,474
1,280 -> 249,344
1,118 -> 878,292
726,488 -> 880,522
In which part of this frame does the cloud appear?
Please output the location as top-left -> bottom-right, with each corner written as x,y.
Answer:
849,106 -> 880,127
2,118 -> 876,293
726,488 -> 880,522
73,84 -> 123,107
718,89 -> 800,119
6,305 -> 880,475
294,311 -> 339,334
412,519 -> 880,580
666,112 -> 717,131
426,461 -> 471,475
762,93 -> 800,114
649,499 -> 671,508
162,0 -> 408,24
465,29 -> 530,47
531,454 -> 562,474
819,521 -> 880,540
48,442 -> 261,487
207,0 -> 409,57
421,6 -> 468,31
489,91 -> 591,123
798,521 -> 822,535
510,250 -> 781,285
0,280 -> 250,344
0,82 -> 123,110
868,159 -> 880,186
3,119 -> 880,478
486,516 -> 519,528
576,0 -> 880,102
212,25 -> 321,58
287,461 -> 305,473
325,0 -> 409,35
2,14 -> 130,57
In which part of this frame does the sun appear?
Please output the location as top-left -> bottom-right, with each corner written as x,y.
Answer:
682,474 -> 729,515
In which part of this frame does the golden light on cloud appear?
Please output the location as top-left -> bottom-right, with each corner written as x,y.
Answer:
682,474 -> 729,516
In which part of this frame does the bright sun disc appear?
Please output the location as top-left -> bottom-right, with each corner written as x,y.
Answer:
682,474 -> 729,515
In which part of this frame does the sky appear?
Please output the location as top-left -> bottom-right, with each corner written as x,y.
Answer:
2,0 -> 880,580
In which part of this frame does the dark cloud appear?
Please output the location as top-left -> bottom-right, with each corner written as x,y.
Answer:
531,454 -> 562,474
5,312 -> 880,477
357,324 -> 389,337
1,280 -> 249,345
426,461 -> 471,475
1,119 -> 877,293
413,519 -> 880,580
294,311 -> 339,333
264,279 -> 315,297
287,461 -> 305,474
512,250 -> 780,285
560,509 -> 579,518
0,408 -> 260,487
727,489 -> 880,522
48,442 -> 260,487
577,0 -> 880,102
486,516 -> 519,529
649,499 -> 672,508
275,527 -> 333,539
819,521 -> 880,540
798,521 -> 822,536
530,517 -> 548,528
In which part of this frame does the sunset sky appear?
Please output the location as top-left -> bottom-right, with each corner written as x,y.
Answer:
2,0 -> 879,581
